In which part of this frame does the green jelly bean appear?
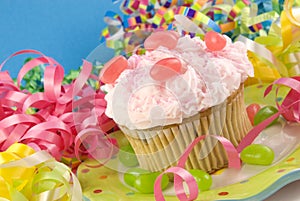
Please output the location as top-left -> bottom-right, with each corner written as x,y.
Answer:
133,172 -> 169,194
119,145 -> 139,167
124,167 -> 150,187
189,169 -> 212,191
253,105 -> 279,127
240,144 -> 275,166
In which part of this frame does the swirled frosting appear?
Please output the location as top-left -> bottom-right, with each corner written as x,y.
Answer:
104,35 -> 253,129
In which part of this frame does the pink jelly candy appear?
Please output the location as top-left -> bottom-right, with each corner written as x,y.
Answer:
100,55 -> 128,84
150,57 -> 182,81
144,31 -> 179,50
168,30 -> 180,39
204,31 -> 226,51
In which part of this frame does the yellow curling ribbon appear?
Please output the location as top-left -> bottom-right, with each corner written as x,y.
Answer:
233,4 -> 283,84
239,0 -> 300,85
238,34 -> 283,85
245,51 -> 281,85
0,143 -> 35,200
251,0 -> 300,79
281,9 -> 293,50
284,0 -> 300,27
0,143 -> 82,201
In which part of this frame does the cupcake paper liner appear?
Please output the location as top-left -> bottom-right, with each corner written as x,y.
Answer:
120,84 -> 252,173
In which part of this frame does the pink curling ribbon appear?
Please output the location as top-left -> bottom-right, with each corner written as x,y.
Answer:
154,76 -> 300,200
154,135 -> 240,201
0,49 -> 118,162
237,76 -> 300,153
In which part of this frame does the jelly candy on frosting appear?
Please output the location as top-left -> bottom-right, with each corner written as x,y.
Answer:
104,34 -> 253,130
204,31 -> 227,51
99,55 -> 129,84
144,31 -> 179,50
150,57 -> 182,81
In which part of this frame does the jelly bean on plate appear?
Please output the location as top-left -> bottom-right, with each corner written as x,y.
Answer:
124,168 -> 169,194
253,105 -> 279,127
119,145 -> 139,167
124,167 -> 150,187
189,169 -> 212,191
240,144 -> 275,166
246,103 -> 261,126
134,171 -> 169,194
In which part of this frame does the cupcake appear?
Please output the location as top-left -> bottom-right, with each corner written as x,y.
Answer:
100,31 -> 253,173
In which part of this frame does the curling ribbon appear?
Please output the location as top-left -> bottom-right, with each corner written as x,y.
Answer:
154,135 -> 240,201
237,35 -> 285,85
154,76 -> 300,200
284,0 -> 300,27
0,50 -> 118,162
237,76 -> 300,152
102,0 -> 283,55
251,0 -> 300,78
0,143 -> 82,201
102,0 -> 297,83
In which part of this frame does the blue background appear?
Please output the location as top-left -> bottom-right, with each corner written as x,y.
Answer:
0,0 -> 121,77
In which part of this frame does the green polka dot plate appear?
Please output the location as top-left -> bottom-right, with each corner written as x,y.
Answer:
78,84 -> 300,201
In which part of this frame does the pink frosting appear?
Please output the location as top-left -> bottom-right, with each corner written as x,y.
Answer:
104,35 -> 253,129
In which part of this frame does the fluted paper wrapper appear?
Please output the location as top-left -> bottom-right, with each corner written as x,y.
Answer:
120,84 -> 252,173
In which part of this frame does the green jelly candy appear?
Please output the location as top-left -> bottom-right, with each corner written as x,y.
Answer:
119,145 -> 139,167
253,105 -> 279,127
240,144 -> 275,166
134,172 -> 169,194
124,167 -> 150,187
189,169 -> 212,191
